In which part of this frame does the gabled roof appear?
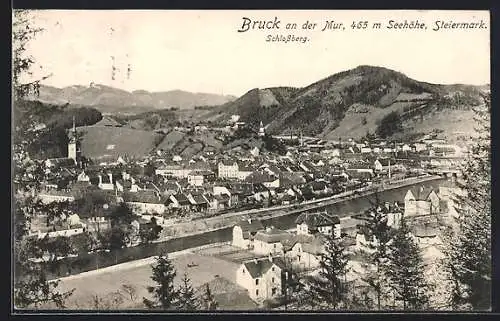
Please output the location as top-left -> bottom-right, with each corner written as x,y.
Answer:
376,158 -> 395,167
245,171 -> 276,184
407,186 -> 437,201
173,193 -> 191,205
234,219 -> 264,233
296,211 -> 340,228
281,234 -> 315,251
254,228 -> 291,243
219,160 -> 238,166
123,190 -> 163,204
192,194 -> 208,205
243,258 -> 284,278
46,158 -> 76,167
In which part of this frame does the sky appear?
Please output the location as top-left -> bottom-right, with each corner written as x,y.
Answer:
19,10 -> 490,97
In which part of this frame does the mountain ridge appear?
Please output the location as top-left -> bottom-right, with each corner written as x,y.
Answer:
29,83 -> 238,112
199,65 -> 488,141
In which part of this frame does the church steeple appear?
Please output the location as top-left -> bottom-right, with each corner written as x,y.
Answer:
68,116 -> 81,166
258,121 -> 265,137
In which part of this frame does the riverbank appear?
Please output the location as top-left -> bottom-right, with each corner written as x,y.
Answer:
158,174 -> 443,240
32,175 -> 444,281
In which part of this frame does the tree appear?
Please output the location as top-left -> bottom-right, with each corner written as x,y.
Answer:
98,226 -> 128,251
444,94 -> 491,311
12,10 -> 50,102
139,217 -> 163,244
385,220 -> 429,310
109,202 -> 135,227
14,263 -> 74,309
359,194 -> 395,309
177,273 -> 199,310
305,231 -> 349,309
143,253 -> 179,310
70,231 -> 94,254
121,283 -> 137,302
13,10 -> 74,309
200,284 -> 218,310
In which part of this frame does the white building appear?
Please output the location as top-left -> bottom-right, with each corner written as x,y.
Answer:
295,211 -> 341,238
218,161 -> 239,178
404,186 -> 440,217
236,256 -> 286,302
253,227 -> 291,255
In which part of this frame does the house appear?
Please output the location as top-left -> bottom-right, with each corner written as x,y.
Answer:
253,183 -> 270,202
283,234 -> 325,271
98,173 -> 115,190
187,172 -> 204,186
77,170 -> 90,182
187,193 -> 209,212
37,190 -> 76,204
167,193 -> 192,210
238,165 -> 255,180
163,180 -> 182,195
348,162 -> 374,174
409,222 -> 442,247
253,227 -> 291,255
204,194 -> 219,212
29,213 -> 86,239
45,157 -> 76,169
373,159 -> 394,172
232,219 -> 265,249
218,160 -> 239,178
214,194 -> 231,209
236,256 -> 287,302
227,183 -> 255,205
123,190 -> 166,215
295,211 -> 341,238
404,186 -> 440,217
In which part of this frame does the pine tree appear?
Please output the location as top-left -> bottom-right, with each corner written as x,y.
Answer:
305,230 -> 349,309
177,273 -> 198,311
386,220 -> 429,310
444,94 -> 491,310
359,193 -> 395,310
143,253 -> 179,310
201,284 -> 218,310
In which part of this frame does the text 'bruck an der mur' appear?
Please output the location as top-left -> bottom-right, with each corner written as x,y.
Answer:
236,17 -> 489,33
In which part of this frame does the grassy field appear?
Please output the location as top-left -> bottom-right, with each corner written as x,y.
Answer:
79,126 -> 162,160
55,251 -> 240,309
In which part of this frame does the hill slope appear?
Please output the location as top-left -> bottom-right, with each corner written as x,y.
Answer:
210,65 -> 487,140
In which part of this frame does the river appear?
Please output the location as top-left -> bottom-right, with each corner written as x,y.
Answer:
20,177 -> 447,280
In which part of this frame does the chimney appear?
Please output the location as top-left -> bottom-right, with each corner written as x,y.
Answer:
108,173 -> 113,185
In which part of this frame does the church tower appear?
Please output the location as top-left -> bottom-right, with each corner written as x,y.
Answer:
258,121 -> 265,137
68,116 -> 81,166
